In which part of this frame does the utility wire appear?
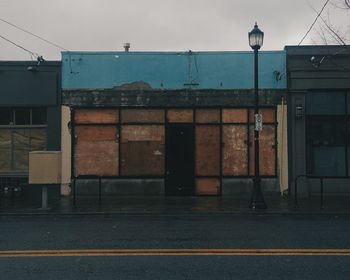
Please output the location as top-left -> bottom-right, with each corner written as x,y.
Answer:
298,0 -> 330,45
0,33 -> 39,58
0,17 -> 68,51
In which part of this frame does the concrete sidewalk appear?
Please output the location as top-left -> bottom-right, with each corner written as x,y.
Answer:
1,193 -> 350,215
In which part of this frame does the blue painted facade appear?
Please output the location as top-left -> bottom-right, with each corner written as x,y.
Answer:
62,51 -> 286,90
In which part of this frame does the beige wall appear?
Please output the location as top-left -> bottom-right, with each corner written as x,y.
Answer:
61,106 -> 71,195
29,151 -> 61,184
277,100 -> 288,194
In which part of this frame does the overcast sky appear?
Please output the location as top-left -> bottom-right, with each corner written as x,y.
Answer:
0,0 -> 349,60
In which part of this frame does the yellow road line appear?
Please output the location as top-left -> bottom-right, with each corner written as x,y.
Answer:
1,249 -> 350,257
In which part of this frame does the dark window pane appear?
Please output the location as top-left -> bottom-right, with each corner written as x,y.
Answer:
32,108 -> 47,125
312,147 -> 346,176
15,108 -> 30,125
306,93 -> 345,115
306,116 -> 347,147
0,108 -> 13,125
306,115 -> 348,176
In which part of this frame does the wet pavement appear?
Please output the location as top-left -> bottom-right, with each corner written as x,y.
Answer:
1,191 -> 350,215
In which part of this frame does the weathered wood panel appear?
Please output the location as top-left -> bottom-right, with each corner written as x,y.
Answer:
223,125 -> 248,176
121,125 -> 164,143
195,126 -> 220,176
195,109 -> 220,123
167,109 -> 193,123
75,141 -> 119,176
75,126 -> 117,141
222,109 -> 247,123
249,126 -> 276,176
249,108 -> 275,123
121,109 -> 164,123
121,141 -> 164,176
75,109 -> 119,124
196,178 -> 220,195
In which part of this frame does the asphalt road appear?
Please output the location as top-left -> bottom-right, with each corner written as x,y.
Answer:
1,214 -> 350,279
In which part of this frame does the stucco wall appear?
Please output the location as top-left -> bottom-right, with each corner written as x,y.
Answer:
61,51 -> 286,90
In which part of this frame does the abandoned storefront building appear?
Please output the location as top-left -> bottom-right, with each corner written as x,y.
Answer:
286,45 -> 350,195
61,50 -> 287,197
0,61 -> 61,199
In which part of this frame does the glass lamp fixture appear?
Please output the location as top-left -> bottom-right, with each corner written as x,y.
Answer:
248,23 -> 264,50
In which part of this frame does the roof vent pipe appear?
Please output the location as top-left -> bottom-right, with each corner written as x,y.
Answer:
124,43 -> 130,52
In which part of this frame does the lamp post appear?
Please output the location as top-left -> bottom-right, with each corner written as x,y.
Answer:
248,23 -> 267,209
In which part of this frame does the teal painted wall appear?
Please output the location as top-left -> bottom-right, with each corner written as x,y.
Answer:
62,51 -> 286,90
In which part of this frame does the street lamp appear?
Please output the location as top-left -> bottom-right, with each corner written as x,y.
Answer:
248,23 -> 267,209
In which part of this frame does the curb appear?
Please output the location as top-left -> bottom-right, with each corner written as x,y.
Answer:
1,209 -> 350,217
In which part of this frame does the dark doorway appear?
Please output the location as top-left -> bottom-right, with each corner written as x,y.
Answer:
165,124 -> 195,196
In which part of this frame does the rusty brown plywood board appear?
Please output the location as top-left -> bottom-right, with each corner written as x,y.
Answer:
195,109 -> 220,123
196,178 -> 220,195
121,141 -> 164,176
75,141 -> 118,176
75,109 -> 119,124
249,108 -> 276,123
167,109 -> 193,123
249,125 -> 276,176
223,125 -> 248,176
222,109 -> 247,123
75,126 -> 117,141
121,125 -> 164,143
195,126 -> 220,176
121,109 -> 165,123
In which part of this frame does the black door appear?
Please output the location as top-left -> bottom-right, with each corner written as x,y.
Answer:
165,124 -> 195,196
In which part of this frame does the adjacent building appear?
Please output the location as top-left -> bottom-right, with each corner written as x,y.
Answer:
0,61 -> 61,198
286,45 -> 350,194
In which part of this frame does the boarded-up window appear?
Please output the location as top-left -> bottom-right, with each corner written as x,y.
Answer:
167,109 -> 193,123
196,178 -> 220,195
195,126 -> 220,176
121,125 -> 164,176
249,125 -> 276,176
223,126 -> 248,176
75,109 -> 119,124
121,109 -> 164,123
223,109 -> 248,123
196,109 -> 220,123
75,126 -> 119,176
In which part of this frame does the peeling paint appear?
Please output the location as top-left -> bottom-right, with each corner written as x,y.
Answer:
113,81 -> 153,90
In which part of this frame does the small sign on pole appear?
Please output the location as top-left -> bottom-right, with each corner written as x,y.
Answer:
255,113 -> 263,131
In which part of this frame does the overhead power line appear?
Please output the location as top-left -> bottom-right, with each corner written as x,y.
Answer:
298,0 -> 330,45
0,17 -> 68,51
0,33 -> 39,58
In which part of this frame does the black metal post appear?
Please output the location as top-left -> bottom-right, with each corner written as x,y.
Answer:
249,48 -> 267,209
